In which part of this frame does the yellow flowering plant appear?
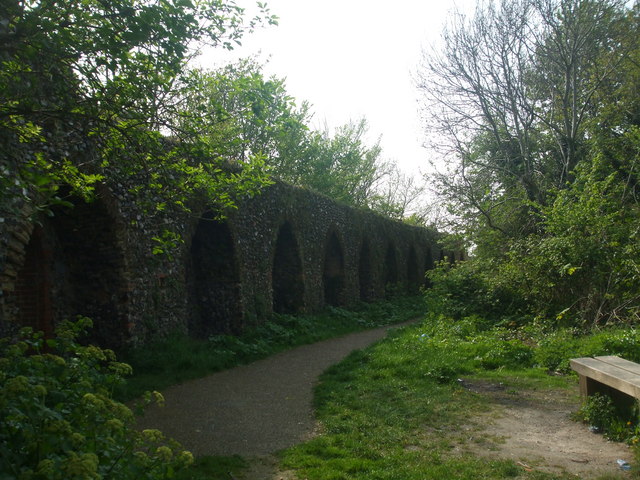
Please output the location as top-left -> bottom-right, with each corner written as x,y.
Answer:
0,318 -> 192,479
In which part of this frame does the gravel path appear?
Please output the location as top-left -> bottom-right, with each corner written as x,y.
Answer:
136,323 -> 410,457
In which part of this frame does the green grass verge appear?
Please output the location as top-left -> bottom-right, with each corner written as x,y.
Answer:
278,313 -> 637,480
116,296 -> 425,402
173,455 -> 247,480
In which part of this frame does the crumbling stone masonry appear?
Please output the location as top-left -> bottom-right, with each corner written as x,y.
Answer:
0,179 -> 457,349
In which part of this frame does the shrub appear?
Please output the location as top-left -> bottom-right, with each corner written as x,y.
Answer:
0,318 -> 192,480
425,259 -> 528,323
535,327 -> 640,373
574,393 -> 617,433
534,329 -> 584,373
477,338 -> 534,370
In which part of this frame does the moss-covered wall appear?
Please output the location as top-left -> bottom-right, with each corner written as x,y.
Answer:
0,179 -> 449,348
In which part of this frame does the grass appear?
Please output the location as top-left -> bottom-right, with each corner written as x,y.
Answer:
173,455 -> 247,480
120,299 -> 640,479
277,313 -> 637,480
115,295 -> 426,401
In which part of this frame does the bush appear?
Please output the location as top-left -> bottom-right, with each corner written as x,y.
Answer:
534,329 -> 584,373
413,314 -> 535,376
0,318 -> 192,480
535,327 -> 640,373
573,392 -> 640,444
425,259 -> 528,324
477,338 -> 534,370
574,393 -> 618,433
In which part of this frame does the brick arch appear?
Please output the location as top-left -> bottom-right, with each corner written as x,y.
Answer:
187,213 -> 242,337
13,227 -> 53,338
406,245 -> 420,294
358,238 -> 375,302
383,241 -> 398,295
271,221 -> 305,314
53,195 -> 128,347
424,245 -> 434,288
7,193 -> 129,347
323,229 -> 345,307
440,249 -> 456,264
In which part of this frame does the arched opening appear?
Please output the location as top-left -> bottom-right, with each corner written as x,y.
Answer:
20,196 -> 128,348
383,243 -> 398,296
439,249 -> 455,264
358,239 -> 374,302
188,215 -> 242,337
407,246 -> 420,294
323,231 -> 345,306
442,249 -> 456,264
424,246 -> 434,288
13,228 -> 53,338
272,222 -> 305,314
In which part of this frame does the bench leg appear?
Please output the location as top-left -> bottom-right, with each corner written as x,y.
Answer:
578,375 -> 590,396
578,375 -> 637,416
579,375 -> 603,397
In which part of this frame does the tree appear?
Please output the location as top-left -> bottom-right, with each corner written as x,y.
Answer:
175,59 -> 312,170
176,59 -> 422,216
369,165 -> 430,222
419,0 -> 640,325
1,0 -> 277,218
418,0 -> 628,242
419,0 -> 543,239
298,119 -> 391,207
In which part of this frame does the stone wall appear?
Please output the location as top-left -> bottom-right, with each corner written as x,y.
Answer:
0,179 -> 452,349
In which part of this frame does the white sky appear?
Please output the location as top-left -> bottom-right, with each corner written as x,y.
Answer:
200,0 -> 476,180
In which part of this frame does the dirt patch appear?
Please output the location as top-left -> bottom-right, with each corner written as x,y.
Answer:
457,379 -> 634,479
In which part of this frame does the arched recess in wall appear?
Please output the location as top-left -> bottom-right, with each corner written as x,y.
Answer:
439,249 -> 455,264
272,221 -> 305,314
53,197 -> 128,347
424,246 -> 434,288
323,230 -> 345,306
406,246 -> 420,294
12,227 -> 53,338
358,239 -> 375,302
9,195 -> 128,348
188,214 -> 242,337
383,242 -> 398,296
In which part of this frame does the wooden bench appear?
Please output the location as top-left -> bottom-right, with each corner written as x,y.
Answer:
570,355 -> 640,408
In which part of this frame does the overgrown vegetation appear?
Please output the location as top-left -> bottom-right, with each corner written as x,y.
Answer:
116,296 -> 426,401
420,0 -> 640,326
0,318 -> 193,480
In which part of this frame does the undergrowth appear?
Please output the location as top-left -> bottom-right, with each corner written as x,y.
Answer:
116,296 -> 425,402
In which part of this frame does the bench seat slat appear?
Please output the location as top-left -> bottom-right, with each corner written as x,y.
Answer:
595,355 -> 640,377
570,356 -> 640,399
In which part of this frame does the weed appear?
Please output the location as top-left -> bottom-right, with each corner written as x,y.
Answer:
574,393 -> 618,432
173,455 -> 247,480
